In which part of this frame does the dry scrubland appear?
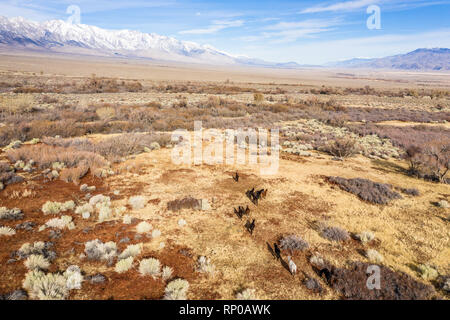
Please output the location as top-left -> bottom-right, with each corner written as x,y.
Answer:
0,54 -> 449,300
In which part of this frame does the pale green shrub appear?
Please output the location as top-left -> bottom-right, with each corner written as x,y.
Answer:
84,239 -> 117,263
44,215 -> 74,230
98,205 -> 112,222
236,288 -> 257,300
88,194 -> 110,207
136,221 -> 152,234
164,279 -> 189,300
152,229 -> 161,238
139,258 -> 160,278
0,226 -> 16,236
129,196 -> 147,210
417,264 -> 438,280
196,256 -> 215,274
118,243 -> 142,260
23,270 -> 68,300
122,215 -> 132,224
42,201 -> 75,215
366,249 -> 384,264
356,231 -> 375,244
309,254 -> 325,268
162,266 -> 174,280
0,207 -> 23,220
115,257 -> 134,273
64,265 -> 83,290
178,219 -> 187,227
24,254 -> 50,270
75,203 -> 93,216
42,201 -> 61,215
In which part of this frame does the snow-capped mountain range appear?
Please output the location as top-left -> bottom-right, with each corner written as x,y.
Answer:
0,15 -> 282,66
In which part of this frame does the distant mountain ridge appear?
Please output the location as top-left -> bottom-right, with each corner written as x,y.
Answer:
328,48 -> 450,71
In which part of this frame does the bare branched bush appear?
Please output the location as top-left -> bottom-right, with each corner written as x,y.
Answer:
404,141 -> 450,183
322,137 -> 359,158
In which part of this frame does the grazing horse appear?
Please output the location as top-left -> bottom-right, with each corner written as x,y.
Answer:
246,188 -> 267,205
261,189 -> 267,199
287,256 -> 297,276
319,268 -> 331,283
274,243 -> 281,260
246,188 -> 255,200
246,219 -> 255,235
234,207 -> 243,219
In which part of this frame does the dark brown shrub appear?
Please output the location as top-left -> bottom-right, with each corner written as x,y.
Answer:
40,95 -> 59,104
0,172 -> 24,186
316,262 -> 435,300
327,176 -> 402,204
304,277 -> 323,293
320,226 -> 350,242
278,235 -> 309,251
13,87 -> 43,93
398,188 -> 420,197
167,197 -> 201,211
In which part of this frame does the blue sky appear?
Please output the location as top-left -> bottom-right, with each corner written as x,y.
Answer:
1,0 -> 449,64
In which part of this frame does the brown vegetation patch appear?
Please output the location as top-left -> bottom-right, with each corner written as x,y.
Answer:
167,197 -> 201,212
315,261 -> 436,300
326,176 -> 402,205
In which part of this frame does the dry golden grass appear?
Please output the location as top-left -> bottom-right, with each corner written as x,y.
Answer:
103,135 -> 449,299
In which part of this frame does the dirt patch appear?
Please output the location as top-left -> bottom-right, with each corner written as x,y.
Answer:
284,191 -> 332,215
158,169 -> 197,185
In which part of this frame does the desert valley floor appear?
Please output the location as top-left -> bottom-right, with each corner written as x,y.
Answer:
0,53 -> 448,300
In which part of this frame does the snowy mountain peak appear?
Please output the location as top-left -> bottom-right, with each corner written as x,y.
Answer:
0,15 -> 241,65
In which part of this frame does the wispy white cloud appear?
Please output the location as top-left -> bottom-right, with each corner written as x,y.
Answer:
0,0 -> 176,20
299,0 -> 449,14
179,19 -> 244,35
264,18 -> 341,30
241,18 -> 342,43
300,0 -> 380,14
